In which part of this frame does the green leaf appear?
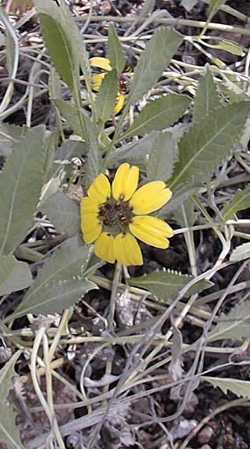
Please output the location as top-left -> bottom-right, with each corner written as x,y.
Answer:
13,278 -> 96,318
54,104 -> 100,185
85,118 -> 101,186
95,70 -> 119,124
146,131 -> 179,181
123,94 -> 190,139
207,0 -> 227,17
129,270 -> 212,301
193,67 -> 221,122
206,39 -> 244,56
106,131 -> 160,169
128,28 -> 182,105
0,404 -> 24,449
208,300 -> 250,342
174,199 -> 196,228
181,0 -> 199,11
54,99 -> 87,137
223,186 -> 250,220
0,255 -> 32,296
55,140 -> 88,163
0,351 -> 24,449
0,126 -> 47,255
159,185 -> 198,216
230,242 -> 250,262
170,101 -> 250,189
35,0 -> 83,94
0,124 -> 28,158
107,25 -> 126,75
0,351 -> 22,402
12,237 -> 96,319
202,376 -> 250,399
40,191 -> 80,237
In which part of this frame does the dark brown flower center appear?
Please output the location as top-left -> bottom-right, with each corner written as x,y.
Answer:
98,198 -> 133,231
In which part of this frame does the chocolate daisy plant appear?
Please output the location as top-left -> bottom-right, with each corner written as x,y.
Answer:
80,163 -> 174,266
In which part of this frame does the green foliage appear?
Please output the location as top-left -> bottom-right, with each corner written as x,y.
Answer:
0,126 -> 47,254
170,102 -> 250,189
34,0 -> 84,94
10,237 -> 96,320
0,351 -> 24,449
129,270 -> 212,300
95,70 -> 119,124
54,99 -> 87,137
128,28 -> 183,106
107,25 -> 126,75
123,94 -> 190,139
230,242 -> 250,262
193,67 -> 221,122
1,10 -> 250,442
207,0 -> 227,17
208,300 -> 250,342
146,131 -> 179,181
223,186 -> 250,220
0,256 -> 32,295
202,376 -> 250,399
41,191 -> 80,237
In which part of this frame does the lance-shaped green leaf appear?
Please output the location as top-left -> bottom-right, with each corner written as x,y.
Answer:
0,126 -> 47,255
207,0 -> 227,17
12,278 -> 96,318
106,131 -> 160,169
0,351 -> 24,449
54,99 -> 87,137
122,94 -> 190,139
193,67 -> 221,122
41,191 -> 80,237
230,242 -> 250,262
202,376 -> 250,399
129,270 -> 212,300
0,256 -> 32,296
35,0 -> 85,94
11,237 -> 96,319
0,405 -> 24,449
107,25 -> 126,75
208,300 -> 250,342
146,131 -> 179,181
223,186 -> 250,220
85,118 -> 101,187
95,70 -> 119,124
128,28 -> 182,105
0,351 -> 21,402
170,101 -> 250,189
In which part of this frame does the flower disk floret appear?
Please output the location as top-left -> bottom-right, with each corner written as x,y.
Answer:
80,163 -> 174,266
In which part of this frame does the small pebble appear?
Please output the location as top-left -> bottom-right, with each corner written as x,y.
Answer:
198,426 -> 214,444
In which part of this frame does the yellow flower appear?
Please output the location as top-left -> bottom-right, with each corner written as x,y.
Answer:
89,56 -> 126,114
80,163 -> 174,266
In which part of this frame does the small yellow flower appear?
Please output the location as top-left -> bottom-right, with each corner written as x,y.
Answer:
80,163 -> 174,266
89,56 -> 126,114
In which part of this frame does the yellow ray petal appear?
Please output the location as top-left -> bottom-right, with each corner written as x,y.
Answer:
87,173 -> 111,204
89,57 -> 112,71
114,94 -> 125,114
82,217 -> 102,244
80,198 -> 102,243
129,181 -> 172,215
95,232 -> 115,263
129,215 -> 173,249
91,73 -> 106,92
114,233 -> 143,266
112,163 -> 139,201
80,197 -> 99,215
